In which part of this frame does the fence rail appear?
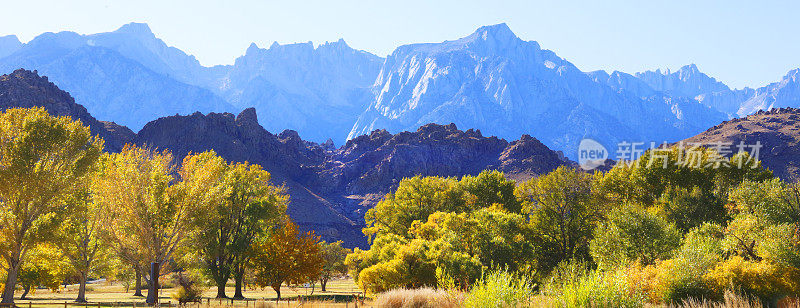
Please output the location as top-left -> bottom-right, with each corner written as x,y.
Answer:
0,293 -> 366,307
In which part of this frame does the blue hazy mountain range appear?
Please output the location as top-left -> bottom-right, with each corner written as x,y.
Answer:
1,23 -> 799,158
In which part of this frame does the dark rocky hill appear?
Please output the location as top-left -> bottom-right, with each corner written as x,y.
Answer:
311,124 -> 572,223
0,69 -> 134,151
682,107 -> 800,181
0,69 -> 573,247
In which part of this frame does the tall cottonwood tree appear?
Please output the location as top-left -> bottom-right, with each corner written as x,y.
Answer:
0,107 -> 103,304
93,145 -> 190,304
181,151 -> 287,299
515,166 -> 604,273
53,184 -> 112,302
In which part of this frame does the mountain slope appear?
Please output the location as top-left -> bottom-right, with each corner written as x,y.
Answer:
0,35 -> 22,59
349,23 -> 727,159
737,69 -> 800,117
0,69 -> 133,151
312,123 -> 572,222
0,27 -> 236,131
682,107 -> 800,181
84,22 -> 227,86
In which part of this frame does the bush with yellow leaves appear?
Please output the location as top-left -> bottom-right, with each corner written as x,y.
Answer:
704,256 -> 800,302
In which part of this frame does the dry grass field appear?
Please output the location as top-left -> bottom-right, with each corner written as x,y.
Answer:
6,279 -> 370,307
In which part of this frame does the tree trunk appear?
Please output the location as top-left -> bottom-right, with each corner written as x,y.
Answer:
20,285 -> 30,300
1,262 -> 20,304
76,272 -> 88,302
232,269 -> 245,299
272,284 -> 281,301
321,278 -> 328,292
145,262 -> 160,305
133,267 -> 144,297
215,279 -> 227,299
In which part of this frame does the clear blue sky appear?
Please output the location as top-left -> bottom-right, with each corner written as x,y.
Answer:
1,0 -> 798,89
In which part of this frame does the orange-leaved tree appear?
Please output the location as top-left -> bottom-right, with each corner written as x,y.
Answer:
249,220 -> 323,300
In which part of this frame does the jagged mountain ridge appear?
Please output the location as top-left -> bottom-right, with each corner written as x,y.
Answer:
210,40 -> 383,143
349,23 -> 728,159
0,23 -> 384,143
5,23 -> 800,155
0,69 -> 570,247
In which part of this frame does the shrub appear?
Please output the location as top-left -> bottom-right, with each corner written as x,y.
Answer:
464,269 -> 534,308
374,288 -> 463,308
704,256 -> 800,302
172,273 -> 204,304
543,260 -> 645,308
638,258 -> 718,304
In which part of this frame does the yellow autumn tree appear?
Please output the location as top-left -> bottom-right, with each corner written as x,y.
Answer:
92,145 -> 190,303
52,182 -> 113,302
0,107 -> 103,304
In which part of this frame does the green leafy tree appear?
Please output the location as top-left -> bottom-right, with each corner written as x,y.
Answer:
318,241 -> 350,292
654,186 -> 727,232
726,179 -> 800,268
516,166 -> 603,273
348,171 -> 535,293
346,236 -> 437,293
589,206 -> 682,269
16,244 -> 68,299
181,151 -> 287,299
364,176 -> 464,239
414,208 -> 536,282
457,170 -> 521,212
595,148 -> 771,208
0,107 -> 103,304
